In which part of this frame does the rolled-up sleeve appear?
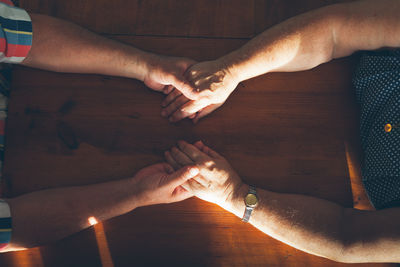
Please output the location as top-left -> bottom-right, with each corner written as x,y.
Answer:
0,0 -> 32,63
0,0 -> 30,252
0,199 -> 11,251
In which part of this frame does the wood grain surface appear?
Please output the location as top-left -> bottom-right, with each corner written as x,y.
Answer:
0,1 -> 394,266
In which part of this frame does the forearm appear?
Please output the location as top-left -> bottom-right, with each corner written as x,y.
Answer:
226,184 -> 400,263
221,0 -> 400,83
5,177 -> 141,250
165,141 -> 400,262
22,14 -> 154,80
226,184 -> 348,261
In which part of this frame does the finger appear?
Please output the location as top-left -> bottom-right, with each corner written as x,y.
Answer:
163,85 -> 174,95
186,178 -> 204,191
193,140 -> 220,158
169,99 -> 209,123
163,163 -> 175,174
165,151 -> 181,170
165,151 -> 209,187
200,141 -> 221,158
181,98 -> 210,114
177,140 -> 209,162
192,175 -> 211,188
170,74 -> 199,100
181,181 -> 191,192
193,140 -> 205,150
171,185 -> 194,202
167,165 -> 199,189
162,88 -> 182,107
193,103 -> 222,124
162,95 -> 190,118
171,146 -> 194,165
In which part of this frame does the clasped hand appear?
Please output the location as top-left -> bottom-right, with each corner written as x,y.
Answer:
164,140 -> 243,209
155,59 -> 239,123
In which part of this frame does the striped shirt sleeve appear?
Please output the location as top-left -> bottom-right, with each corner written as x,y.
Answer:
0,0 -> 28,252
0,0 -> 32,63
0,199 -> 11,251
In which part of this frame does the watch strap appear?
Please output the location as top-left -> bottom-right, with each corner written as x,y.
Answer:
242,185 -> 257,222
242,206 -> 253,222
248,186 -> 256,195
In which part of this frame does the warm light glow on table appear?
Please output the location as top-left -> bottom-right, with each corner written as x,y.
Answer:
344,143 -> 373,210
11,247 -> 44,267
93,222 -> 114,267
88,216 -> 98,226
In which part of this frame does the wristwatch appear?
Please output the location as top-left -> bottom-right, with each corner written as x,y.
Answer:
242,186 -> 258,222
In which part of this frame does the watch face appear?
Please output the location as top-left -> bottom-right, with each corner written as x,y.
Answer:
245,193 -> 258,207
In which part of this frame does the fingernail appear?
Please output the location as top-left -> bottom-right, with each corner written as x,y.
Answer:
189,167 -> 199,176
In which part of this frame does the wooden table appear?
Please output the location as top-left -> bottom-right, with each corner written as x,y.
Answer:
0,1 -> 395,266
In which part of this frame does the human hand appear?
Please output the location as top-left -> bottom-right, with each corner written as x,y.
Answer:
160,89 -> 224,123
143,55 -> 196,96
161,59 -> 240,123
132,163 -> 199,207
164,141 -> 243,209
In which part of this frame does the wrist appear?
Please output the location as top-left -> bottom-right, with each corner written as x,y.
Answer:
121,47 -> 156,82
222,181 -> 248,217
128,177 -> 146,209
138,51 -> 159,82
218,52 -> 245,85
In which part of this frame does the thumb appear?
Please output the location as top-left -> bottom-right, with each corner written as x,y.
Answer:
171,75 -> 200,100
167,165 -> 199,188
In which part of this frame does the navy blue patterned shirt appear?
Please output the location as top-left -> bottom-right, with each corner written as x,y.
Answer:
353,49 -> 400,209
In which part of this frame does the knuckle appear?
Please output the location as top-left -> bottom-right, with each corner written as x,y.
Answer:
173,90 -> 181,97
169,72 -> 178,80
171,147 -> 179,154
170,102 -> 178,111
178,97 -> 186,105
180,141 -> 188,150
165,106 -> 173,115
165,96 -> 172,104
